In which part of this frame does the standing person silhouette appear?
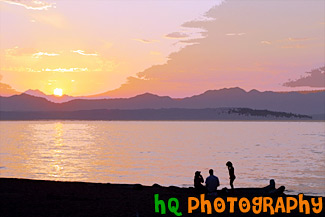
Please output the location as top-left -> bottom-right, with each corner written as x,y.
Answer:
226,161 -> 236,190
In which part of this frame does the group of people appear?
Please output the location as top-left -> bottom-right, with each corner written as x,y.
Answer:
194,161 -> 236,194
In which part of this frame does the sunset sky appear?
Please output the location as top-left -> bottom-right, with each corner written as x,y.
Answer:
0,0 -> 324,97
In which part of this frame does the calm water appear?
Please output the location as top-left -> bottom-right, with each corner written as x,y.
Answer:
0,121 -> 324,196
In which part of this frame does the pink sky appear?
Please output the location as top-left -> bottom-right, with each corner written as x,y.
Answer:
0,0 -> 324,97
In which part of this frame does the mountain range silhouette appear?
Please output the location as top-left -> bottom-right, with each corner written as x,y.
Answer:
0,87 -> 324,120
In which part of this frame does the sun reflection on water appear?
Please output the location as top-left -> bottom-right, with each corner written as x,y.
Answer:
20,121 -> 98,181
49,122 -> 64,178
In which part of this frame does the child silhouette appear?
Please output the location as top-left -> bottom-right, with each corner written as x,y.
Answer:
226,161 -> 236,190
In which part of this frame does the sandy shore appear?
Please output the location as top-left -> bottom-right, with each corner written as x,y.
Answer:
0,178 -> 323,217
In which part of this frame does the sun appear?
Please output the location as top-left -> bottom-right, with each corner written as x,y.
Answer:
53,88 -> 63,97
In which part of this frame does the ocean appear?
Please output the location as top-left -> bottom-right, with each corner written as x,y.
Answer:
0,121 -> 324,196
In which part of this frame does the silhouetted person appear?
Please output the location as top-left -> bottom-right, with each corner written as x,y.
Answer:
263,179 -> 275,191
226,161 -> 236,190
194,171 -> 205,193
205,169 -> 220,193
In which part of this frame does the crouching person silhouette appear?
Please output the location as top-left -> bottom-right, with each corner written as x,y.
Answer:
194,171 -> 205,193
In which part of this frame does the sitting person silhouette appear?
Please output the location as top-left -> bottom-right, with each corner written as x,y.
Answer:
194,171 -> 205,193
226,161 -> 236,190
205,169 -> 220,194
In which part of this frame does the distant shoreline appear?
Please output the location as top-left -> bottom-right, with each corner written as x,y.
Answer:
0,119 -> 324,122
1,108 -> 322,121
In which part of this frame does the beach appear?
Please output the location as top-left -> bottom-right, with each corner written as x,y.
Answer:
1,178 -> 323,217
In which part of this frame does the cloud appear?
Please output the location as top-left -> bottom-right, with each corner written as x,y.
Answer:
0,74 -> 20,96
5,47 -> 60,58
0,82 -> 20,96
32,52 -> 59,58
43,68 -> 89,72
133,39 -> 159,43
0,0 -> 55,10
5,46 -> 36,57
225,33 -> 246,36
164,32 -> 189,39
288,37 -> 311,41
1,46 -> 115,76
261,41 -> 271,44
283,67 -> 325,88
99,0 -> 324,98
72,50 -> 98,56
